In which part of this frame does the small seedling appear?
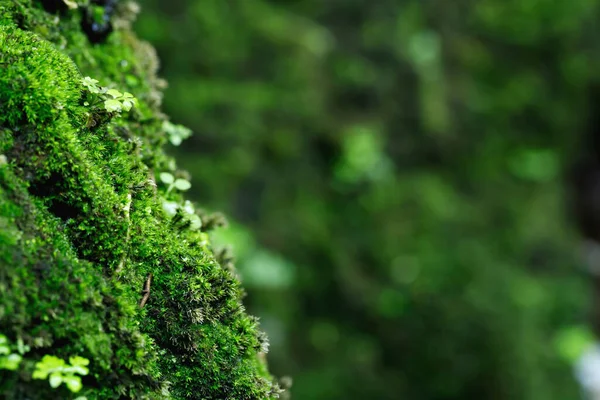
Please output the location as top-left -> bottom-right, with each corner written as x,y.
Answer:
182,200 -> 202,230
16,337 -> 30,355
32,355 -> 90,393
161,199 -> 202,230
0,335 -> 22,371
105,89 -> 137,112
80,76 -> 138,114
163,120 -> 192,146
81,76 -> 100,93
159,172 -> 191,194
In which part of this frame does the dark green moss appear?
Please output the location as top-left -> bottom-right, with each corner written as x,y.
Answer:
0,1 -> 279,399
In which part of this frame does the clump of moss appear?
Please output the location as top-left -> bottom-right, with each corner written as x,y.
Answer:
0,1 -> 280,399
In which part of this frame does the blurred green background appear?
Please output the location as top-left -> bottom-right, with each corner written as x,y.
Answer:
134,0 -> 600,398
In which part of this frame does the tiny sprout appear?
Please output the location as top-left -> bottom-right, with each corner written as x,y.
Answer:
81,77 -> 138,113
160,172 -> 174,185
68,356 -> 90,376
159,172 -> 191,194
0,354 -> 21,371
81,76 -> 100,94
32,354 -> 89,393
104,90 -> 137,113
16,337 -> 29,355
182,201 -> 202,230
163,120 -> 192,146
0,334 -> 22,371
120,92 -> 136,111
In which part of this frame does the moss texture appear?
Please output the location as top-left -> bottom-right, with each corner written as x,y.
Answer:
0,1 -> 279,399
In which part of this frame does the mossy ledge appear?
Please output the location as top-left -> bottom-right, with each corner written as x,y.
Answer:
0,1 -> 280,399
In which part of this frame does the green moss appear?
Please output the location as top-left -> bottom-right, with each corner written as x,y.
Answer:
0,1 -> 279,399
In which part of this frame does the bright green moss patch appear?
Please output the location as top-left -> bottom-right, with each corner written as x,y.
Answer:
0,1 -> 280,399
0,167 -> 163,399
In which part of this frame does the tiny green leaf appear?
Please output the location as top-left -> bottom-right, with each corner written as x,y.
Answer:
17,337 -> 30,355
119,92 -> 137,111
162,201 -> 179,217
81,76 -> 98,85
65,375 -> 83,393
160,172 -> 175,185
104,99 -> 122,113
163,121 -> 192,146
40,355 -> 65,370
183,200 -> 195,215
0,353 -> 22,370
170,135 -> 183,146
69,356 -> 90,368
69,365 -> 90,375
189,215 -> 202,230
66,364 -> 89,376
33,354 -> 66,379
62,0 -> 78,9
49,372 -> 63,388
81,77 -> 100,94
32,369 -> 47,380
174,179 -> 191,191
106,89 -> 122,98
121,100 -> 134,112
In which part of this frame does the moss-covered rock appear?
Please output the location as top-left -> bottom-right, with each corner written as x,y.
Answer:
0,1 -> 279,398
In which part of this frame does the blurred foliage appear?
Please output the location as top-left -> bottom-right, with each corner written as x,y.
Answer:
137,0 -> 600,398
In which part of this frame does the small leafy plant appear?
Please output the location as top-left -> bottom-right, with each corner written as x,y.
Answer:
159,172 -> 191,194
0,333 -> 89,396
81,76 -> 138,114
0,334 -> 24,371
104,89 -> 137,112
162,200 -> 203,230
32,354 -> 90,393
163,120 -> 192,146
159,172 -> 201,229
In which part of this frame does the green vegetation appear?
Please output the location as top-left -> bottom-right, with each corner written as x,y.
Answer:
4,0 -> 600,398
135,0 -> 600,398
80,77 -> 139,113
32,354 -> 90,393
0,1 -> 279,399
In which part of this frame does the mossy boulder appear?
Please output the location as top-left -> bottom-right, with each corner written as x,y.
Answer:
0,1 -> 280,399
